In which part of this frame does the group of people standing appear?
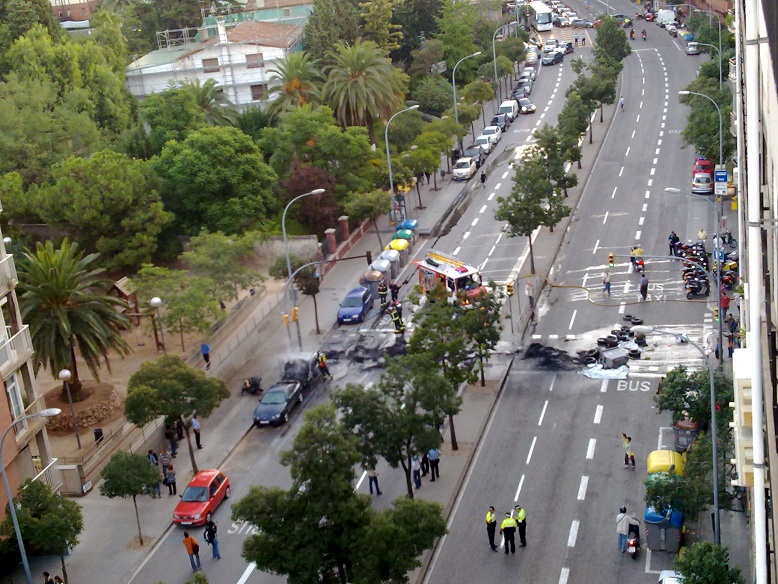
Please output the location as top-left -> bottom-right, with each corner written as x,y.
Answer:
148,448 -> 177,496
411,449 -> 441,489
485,505 -> 527,554
378,280 -> 405,334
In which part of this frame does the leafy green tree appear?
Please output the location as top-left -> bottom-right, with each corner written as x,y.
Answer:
99,452 -> 162,546
446,101 -> 480,146
154,126 -> 278,238
181,230 -> 262,302
593,16 -> 630,63
139,85 -> 206,154
0,0 -> 61,56
462,80 -> 494,126
17,240 -> 131,399
322,39 -> 408,143
279,164 -> 340,235
386,109 -> 425,152
30,150 -> 172,271
558,91 -> 589,169
462,287 -> 504,386
267,51 -> 323,119
674,542 -> 745,584
533,124 -> 579,197
0,74 -> 106,187
680,82 -> 734,163
494,55 -> 516,102
390,0 -> 443,65
411,75 -> 452,117
134,265 -> 224,351
343,189 -> 393,248
0,480 -> 82,584
589,57 -> 620,122
234,106 -> 272,143
125,354 -> 230,473
435,0 -> 478,72
401,147 -> 439,208
566,62 -> 599,144
180,78 -> 239,127
414,120 -> 460,173
303,0 -> 361,64
408,38 -> 444,77
360,0 -> 403,53
494,36 -> 527,69
654,366 -> 733,428
495,149 -> 570,274
334,355 -> 457,498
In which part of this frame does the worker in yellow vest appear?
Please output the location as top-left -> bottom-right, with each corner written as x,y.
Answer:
514,504 -> 527,547
485,506 -> 498,552
500,512 -> 517,554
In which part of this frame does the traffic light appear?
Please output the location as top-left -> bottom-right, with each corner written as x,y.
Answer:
506,282 -> 514,296
713,307 -> 719,322
292,307 -> 299,322
608,252 -> 615,267
283,313 -> 290,327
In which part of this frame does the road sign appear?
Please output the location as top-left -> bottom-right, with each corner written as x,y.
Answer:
714,169 -> 728,195
714,249 -> 725,261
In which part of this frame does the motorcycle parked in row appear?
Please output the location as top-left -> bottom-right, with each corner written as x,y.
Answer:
686,278 -> 710,299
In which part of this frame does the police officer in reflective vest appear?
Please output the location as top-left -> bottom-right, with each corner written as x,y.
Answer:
514,504 -> 527,547
500,513 -> 517,554
485,506 -> 498,551
378,281 -> 388,310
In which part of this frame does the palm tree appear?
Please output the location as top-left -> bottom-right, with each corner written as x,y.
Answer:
180,79 -> 239,127
17,240 -> 131,400
267,52 -> 323,119
98,0 -> 139,11
322,39 -> 407,143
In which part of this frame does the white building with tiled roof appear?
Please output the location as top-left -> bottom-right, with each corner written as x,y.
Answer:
125,19 -> 304,110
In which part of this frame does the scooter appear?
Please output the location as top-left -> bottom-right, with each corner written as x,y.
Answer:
627,529 -> 641,560
241,376 -> 263,396
686,278 -> 710,299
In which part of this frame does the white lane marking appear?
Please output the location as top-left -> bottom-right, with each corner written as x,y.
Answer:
237,563 -> 257,584
539,113 -> 545,119
659,130 -> 664,137
636,230 -> 642,240
618,303 -> 626,314
639,216 -> 645,226
582,272 -> 589,288
655,149 -> 660,155
603,211 -> 609,224
577,476 -> 589,500
647,179 -> 653,187
593,239 -> 600,254
642,204 -> 648,212
548,374 -> 556,392
355,470 -> 367,489
619,166 -> 624,177
544,106 -> 550,112
653,157 -> 658,164
645,190 -> 651,198
495,233 -> 503,244
631,130 -> 636,139
559,568 -> 570,584
488,192 -> 495,201
480,258 -> 489,269
463,232 -> 470,239
611,186 -> 617,199
568,309 -> 577,330
636,115 -> 640,123
600,378 -> 608,393
480,205 -> 488,214
650,168 -> 656,176
626,146 -> 630,157
568,520 -> 580,547
586,438 -> 596,459
593,405 -> 603,424
453,247 -> 460,255
489,245 -> 496,256
624,281 -> 631,295
657,139 -> 662,145
640,101 -> 644,108
495,183 -> 502,190
526,437 -> 537,464
538,400 -> 548,426
502,171 -> 509,179
514,474 -> 525,502
471,217 -> 479,226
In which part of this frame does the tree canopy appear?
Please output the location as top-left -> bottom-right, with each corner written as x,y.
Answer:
674,542 -> 745,584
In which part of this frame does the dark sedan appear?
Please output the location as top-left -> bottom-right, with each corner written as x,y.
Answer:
541,51 -> 564,65
518,98 -> 537,114
490,113 -> 510,132
252,381 -> 303,426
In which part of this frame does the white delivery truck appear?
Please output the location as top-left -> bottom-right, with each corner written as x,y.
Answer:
655,9 -> 676,26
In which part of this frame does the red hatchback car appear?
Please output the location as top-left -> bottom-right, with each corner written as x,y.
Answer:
692,157 -> 713,176
173,470 -> 230,526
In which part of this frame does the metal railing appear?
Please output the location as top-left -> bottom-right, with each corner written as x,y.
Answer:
14,394 -> 46,438
0,326 -> 33,376
30,457 -> 62,493
0,254 -> 18,293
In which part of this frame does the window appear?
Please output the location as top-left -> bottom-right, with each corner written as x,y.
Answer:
246,53 -> 265,69
5,373 -> 24,427
81,7 -> 86,15
202,58 -> 219,73
251,84 -> 268,100
283,8 -> 292,16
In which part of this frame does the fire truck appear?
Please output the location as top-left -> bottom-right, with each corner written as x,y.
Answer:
414,250 -> 487,304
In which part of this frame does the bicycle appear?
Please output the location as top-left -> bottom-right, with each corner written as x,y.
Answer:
722,230 -> 737,248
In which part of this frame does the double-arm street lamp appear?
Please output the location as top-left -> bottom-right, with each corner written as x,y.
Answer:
631,326 -> 721,545
1,408 -> 62,584
492,22 -> 518,103
693,42 -> 723,92
452,51 -> 482,152
385,105 -> 419,224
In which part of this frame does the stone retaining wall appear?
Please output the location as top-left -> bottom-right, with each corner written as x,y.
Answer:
48,390 -> 122,431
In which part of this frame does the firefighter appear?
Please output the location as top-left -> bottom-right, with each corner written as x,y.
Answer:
378,281 -> 389,310
389,282 -> 400,302
388,306 -> 405,334
393,300 -> 403,319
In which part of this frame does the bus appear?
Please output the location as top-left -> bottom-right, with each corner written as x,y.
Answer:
528,1 -> 553,32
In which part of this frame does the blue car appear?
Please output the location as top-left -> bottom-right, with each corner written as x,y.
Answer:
337,286 -> 373,324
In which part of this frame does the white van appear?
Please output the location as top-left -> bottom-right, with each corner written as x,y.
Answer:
498,99 -> 519,121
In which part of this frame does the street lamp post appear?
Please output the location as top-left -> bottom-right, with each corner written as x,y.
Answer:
693,42 -> 722,92
57,369 -> 81,450
1,408 -> 62,584
452,51 -> 482,152
673,4 -> 723,90
149,297 -> 166,354
631,326 -> 721,544
282,188 -> 325,350
493,23 -> 518,103
385,105 -> 419,225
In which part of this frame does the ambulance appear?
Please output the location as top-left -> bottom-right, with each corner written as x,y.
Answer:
414,250 -> 487,304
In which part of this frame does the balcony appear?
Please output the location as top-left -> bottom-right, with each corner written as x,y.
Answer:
0,325 -> 33,380
30,457 -> 63,494
15,394 -> 49,447
0,254 -> 18,297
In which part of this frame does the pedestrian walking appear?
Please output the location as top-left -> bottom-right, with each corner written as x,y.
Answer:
525,282 -> 535,309
619,97 -> 624,111
191,414 -> 203,449
424,171 -> 431,185
175,419 -> 185,443
668,231 -> 679,256
574,33 -> 578,45
616,507 -> 640,552
43,572 -> 54,584
389,282 -> 400,302
159,449 -> 171,473
602,271 -> 611,296
581,35 -> 586,46
514,504 -> 527,547
317,351 -> 333,379
378,280 -> 389,310
697,227 -> 707,242
165,463 -> 177,495
201,343 -> 211,370
412,456 -> 422,489
427,448 -> 440,481
639,275 -> 649,301
182,531 -> 202,571
420,452 -> 429,477
486,506 -> 498,551
204,520 -> 221,560
366,467 -> 382,495
147,449 -> 161,498
621,434 -> 636,467
54,577 -> 64,584
165,424 -> 178,458
726,333 -> 734,358
500,513 -> 517,554
480,171 -> 487,188
720,293 -> 730,321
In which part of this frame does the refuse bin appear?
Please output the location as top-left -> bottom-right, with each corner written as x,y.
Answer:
398,219 -> 418,233
665,510 -> 683,553
369,258 -> 391,283
93,428 -> 104,444
379,250 -> 400,279
647,450 -> 684,476
393,229 -> 414,253
672,418 -> 700,452
600,347 -> 629,369
644,507 -> 669,551
360,270 -> 384,300
386,239 -> 410,266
